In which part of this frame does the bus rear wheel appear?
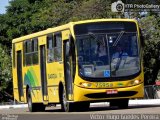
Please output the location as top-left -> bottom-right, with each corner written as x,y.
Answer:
27,88 -> 37,112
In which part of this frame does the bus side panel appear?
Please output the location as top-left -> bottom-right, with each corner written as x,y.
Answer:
13,42 -> 24,102
46,31 -> 68,103
12,43 -> 18,102
23,65 -> 43,103
13,68 -> 19,102
47,62 -> 63,103
12,43 -> 18,101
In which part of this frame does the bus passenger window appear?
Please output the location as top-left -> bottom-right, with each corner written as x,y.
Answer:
23,41 -> 26,66
32,38 -> 38,65
54,33 -> 62,61
47,34 -> 54,62
25,40 -> 32,66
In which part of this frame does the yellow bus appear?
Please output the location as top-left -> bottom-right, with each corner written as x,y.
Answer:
12,19 -> 144,112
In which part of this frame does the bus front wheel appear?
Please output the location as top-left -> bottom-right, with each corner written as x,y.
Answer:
61,88 -> 74,112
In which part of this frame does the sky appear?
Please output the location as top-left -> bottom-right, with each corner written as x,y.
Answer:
0,0 -> 10,14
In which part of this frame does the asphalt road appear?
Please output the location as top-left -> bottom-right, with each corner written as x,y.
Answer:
0,104 -> 160,120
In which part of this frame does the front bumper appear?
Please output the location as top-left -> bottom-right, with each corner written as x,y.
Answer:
73,83 -> 144,102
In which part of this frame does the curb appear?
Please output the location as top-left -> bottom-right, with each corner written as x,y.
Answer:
91,99 -> 160,106
129,99 -> 160,105
0,99 -> 160,109
0,104 -> 28,109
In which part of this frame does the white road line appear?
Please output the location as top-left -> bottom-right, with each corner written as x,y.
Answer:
129,99 -> 160,105
0,99 -> 160,109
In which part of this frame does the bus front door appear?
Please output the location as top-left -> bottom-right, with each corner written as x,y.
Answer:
17,50 -> 24,102
63,40 -> 74,100
40,45 -> 48,103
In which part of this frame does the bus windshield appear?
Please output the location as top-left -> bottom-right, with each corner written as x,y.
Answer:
75,22 -> 140,78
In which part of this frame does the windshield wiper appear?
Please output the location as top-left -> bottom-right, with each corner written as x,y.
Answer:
88,32 -> 97,40
88,32 -> 103,45
113,31 -> 125,46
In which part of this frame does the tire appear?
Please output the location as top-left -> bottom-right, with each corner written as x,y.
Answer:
27,88 -> 45,112
27,88 -> 37,112
118,99 -> 129,109
61,88 -> 74,112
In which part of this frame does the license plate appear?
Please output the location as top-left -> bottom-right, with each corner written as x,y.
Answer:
106,89 -> 118,94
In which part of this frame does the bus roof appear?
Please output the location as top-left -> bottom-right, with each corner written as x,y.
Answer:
12,18 -> 138,43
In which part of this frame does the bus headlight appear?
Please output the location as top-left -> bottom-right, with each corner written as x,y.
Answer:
131,79 -> 141,85
80,82 -> 92,87
134,80 -> 140,84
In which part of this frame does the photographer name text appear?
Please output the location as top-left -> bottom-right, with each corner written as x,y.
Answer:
90,114 -> 160,120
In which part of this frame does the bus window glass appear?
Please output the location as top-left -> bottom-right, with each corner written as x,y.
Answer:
27,40 -> 31,53
23,41 -> 26,66
75,22 -> 140,78
47,34 -> 54,62
32,38 -> 38,65
54,33 -> 62,61
25,40 -> 32,65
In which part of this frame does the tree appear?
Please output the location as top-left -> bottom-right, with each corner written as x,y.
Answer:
0,0 -> 45,102
0,44 -> 12,102
28,0 -> 43,4
70,0 -> 118,21
140,15 -> 160,85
